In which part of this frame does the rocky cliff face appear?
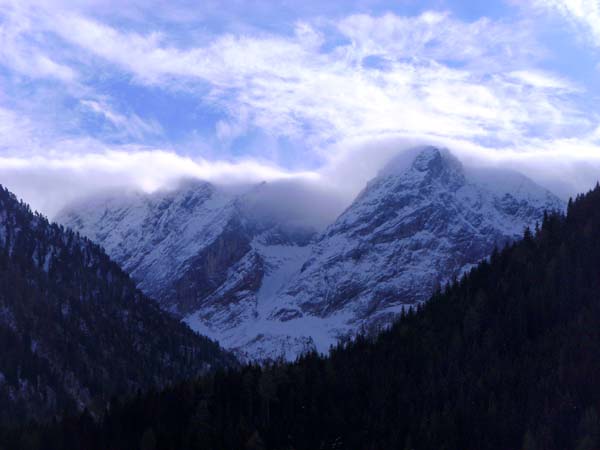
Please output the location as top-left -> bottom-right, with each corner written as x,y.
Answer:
61,181 -> 247,316
59,147 -> 565,361
59,181 -> 316,321
275,147 -> 564,330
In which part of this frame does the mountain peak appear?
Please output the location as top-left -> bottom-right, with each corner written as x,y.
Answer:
411,146 -> 442,170
374,146 -> 465,194
378,146 -> 463,179
411,146 -> 462,174
58,147 -> 564,362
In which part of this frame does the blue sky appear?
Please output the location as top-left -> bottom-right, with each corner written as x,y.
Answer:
1,0 -> 600,215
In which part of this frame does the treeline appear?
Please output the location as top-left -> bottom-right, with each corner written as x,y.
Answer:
0,186 -> 235,428
5,185 -> 600,449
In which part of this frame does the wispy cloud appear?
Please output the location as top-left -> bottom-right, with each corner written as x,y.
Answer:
532,0 -> 600,46
0,148 -> 322,217
0,1 -> 76,82
80,99 -> 163,140
0,0 -> 599,216
336,11 -> 539,68
31,8 -> 589,147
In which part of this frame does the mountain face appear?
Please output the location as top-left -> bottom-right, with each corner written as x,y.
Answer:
0,186 -> 235,425
58,147 -> 564,360
275,148 -> 564,327
59,181 -> 320,360
23,185 -> 600,450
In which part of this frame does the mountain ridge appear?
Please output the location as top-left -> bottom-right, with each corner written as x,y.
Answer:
17,181 -> 600,450
58,147 -> 565,360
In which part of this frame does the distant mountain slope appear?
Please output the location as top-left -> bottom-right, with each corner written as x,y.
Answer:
276,147 -> 564,325
59,147 -> 564,360
16,182 -> 600,450
0,186 -> 235,425
59,181 -> 320,360
59,181 -> 317,316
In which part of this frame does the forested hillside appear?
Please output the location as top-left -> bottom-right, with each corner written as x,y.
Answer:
0,186 -> 235,426
6,185 -> 600,449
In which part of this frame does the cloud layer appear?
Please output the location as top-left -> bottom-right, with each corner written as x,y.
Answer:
0,0 -> 599,217
532,0 -> 600,46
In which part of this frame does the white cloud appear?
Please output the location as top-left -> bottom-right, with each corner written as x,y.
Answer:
322,132 -> 600,203
335,12 -> 540,68
3,3 -> 594,143
80,99 -> 163,140
15,6 -> 584,149
0,148 -> 322,218
0,1 -> 599,220
0,106 -> 49,154
5,131 -> 600,222
532,0 -> 600,46
0,1 -> 77,82
507,70 -> 576,90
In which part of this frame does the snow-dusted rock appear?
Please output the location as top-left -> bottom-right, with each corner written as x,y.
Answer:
59,147 -> 564,361
276,147 -> 564,331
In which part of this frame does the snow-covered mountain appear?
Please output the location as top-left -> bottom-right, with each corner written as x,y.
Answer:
58,147 -> 564,360
272,147 -> 564,329
59,181 -> 320,359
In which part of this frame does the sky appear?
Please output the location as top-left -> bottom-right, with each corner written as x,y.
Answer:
1,0 -> 600,217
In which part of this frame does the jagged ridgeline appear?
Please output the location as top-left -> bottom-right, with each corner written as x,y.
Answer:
59,147 -> 564,360
0,186 -> 235,425
11,184 -> 600,450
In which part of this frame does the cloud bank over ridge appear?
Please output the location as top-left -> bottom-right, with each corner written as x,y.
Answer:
0,0 -> 599,217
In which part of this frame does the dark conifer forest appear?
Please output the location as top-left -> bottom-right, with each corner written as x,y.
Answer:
4,185 -> 600,449
0,186 -> 235,428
